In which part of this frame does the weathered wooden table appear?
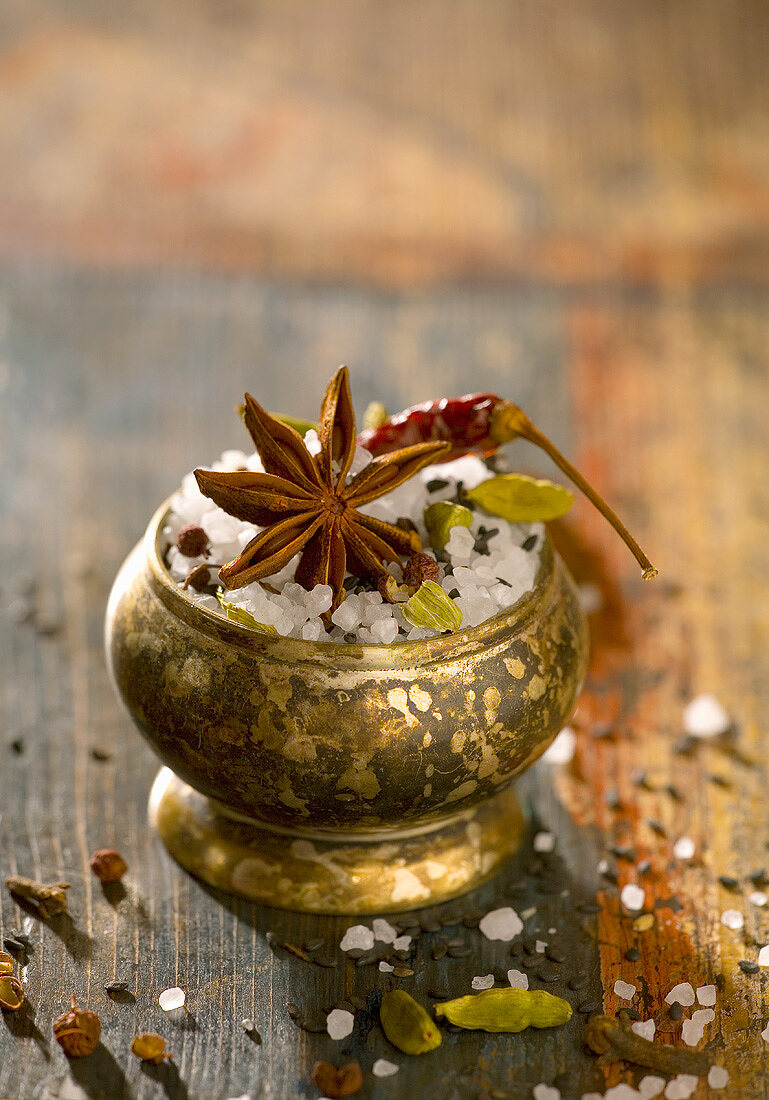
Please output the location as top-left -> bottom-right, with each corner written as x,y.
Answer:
1,3 -> 769,1098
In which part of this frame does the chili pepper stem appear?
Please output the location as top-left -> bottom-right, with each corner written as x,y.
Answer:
492,403 -> 658,580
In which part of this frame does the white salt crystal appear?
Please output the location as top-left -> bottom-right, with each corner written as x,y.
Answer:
620,884 -> 645,911
631,1019 -> 656,1041
665,982 -> 695,1007
542,727 -> 576,765
372,1058 -> 399,1077
720,908 -> 744,930
373,918 -> 398,944
159,987 -> 185,1012
681,1019 -> 704,1046
762,1021 -> 769,1042
533,1086 -> 560,1100
535,939 -> 547,954
750,891 -> 768,907
339,925 -> 374,951
664,1076 -> 698,1099
533,831 -> 555,853
479,906 -> 523,941
672,837 -> 695,860
331,600 -> 361,632
613,979 -> 636,1000
472,974 -> 495,990
326,1008 -> 354,1040
638,1077 -> 666,1097
379,961 -> 394,973
696,983 -> 716,1005
578,583 -> 603,615
759,945 -> 769,966
683,693 -> 731,738
692,1008 -> 714,1027
371,617 -> 399,644
580,1094 -> 605,1100
393,934 -> 411,951
707,1066 -> 729,1089
507,968 -> 528,990
301,620 -> 323,641
606,1088 -> 644,1100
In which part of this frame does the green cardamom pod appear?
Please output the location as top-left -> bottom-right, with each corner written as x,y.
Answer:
465,474 -> 573,522
273,413 -> 317,437
380,990 -> 442,1055
216,588 -> 278,634
434,988 -> 572,1033
363,400 -> 388,431
423,500 -> 473,553
403,580 -> 463,633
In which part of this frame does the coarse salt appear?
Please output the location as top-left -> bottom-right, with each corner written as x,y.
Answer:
665,982 -> 695,1007
683,693 -> 731,738
373,918 -> 397,944
372,1058 -> 399,1077
379,961 -> 394,973
605,1087 -> 644,1100
631,1019 -> 656,1041
762,1021 -> 769,1042
681,1019 -> 704,1047
707,1066 -> 729,1089
696,983 -> 716,1005
479,906 -> 523,942
393,934 -> 411,951
472,974 -> 495,990
620,884 -> 645,911
638,1077 -> 666,1098
533,831 -> 555,853
692,1008 -> 714,1027
664,1075 -> 698,1099
159,987 -> 185,1012
532,1086 -> 560,1100
750,891 -> 768,907
720,909 -> 744,930
507,968 -> 528,990
672,837 -> 695,860
613,980 -> 636,1000
339,925 -> 374,951
326,1008 -> 354,1040
760,945 -> 769,966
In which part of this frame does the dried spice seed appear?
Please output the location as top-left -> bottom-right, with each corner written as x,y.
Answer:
749,869 -> 769,885
545,946 -> 565,963
624,948 -> 641,962
305,937 -> 326,952
286,1003 -> 301,1020
393,966 -> 415,977
5,875 -> 70,919
90,849 -> 128,884
668,1002 -> 684,1021
447,945 -> 471,958
739,960 -> 760,974
131,1033 -> 171,1064
435,988 -> 572,1032
280,942 -> 311,962
403,552 -> 440,588
53,996 -> 101,1057
355,951 -> 379,967
637,860 -> 652,876
607,845 -> 636,862
380,990 -> 442,1054
578,999 -> 603,1014
2,937 -> 25,954
586,1015 -> 709,1074
718,875 -> 740,890
311,1060 -> 363,1098
431,943 -> 448,960
647,820 -> 666,837
0,975 -> 25,1011
426,479 -> 449,493
314,955 -> 338,969
105,981 -> 129,995
462,909 -> 483,928
537,966 -> 561,983
176,524 -> 210,558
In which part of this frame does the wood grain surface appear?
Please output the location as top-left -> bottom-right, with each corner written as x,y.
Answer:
1,2 -> 769,1098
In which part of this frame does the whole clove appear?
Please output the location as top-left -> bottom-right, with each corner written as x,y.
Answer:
586,1014 -> 709,1074
6,875 -> 70,918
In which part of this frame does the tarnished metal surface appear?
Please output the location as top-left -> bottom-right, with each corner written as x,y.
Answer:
105,499 -> 588,911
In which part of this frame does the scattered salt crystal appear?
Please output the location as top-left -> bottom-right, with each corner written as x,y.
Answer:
606,1088 -> 644,1100
535,939 -> 547,954
762,1021 -> 769,1042
664,1076 -> 698,1099
507,968 -> 528,990
672,837 -> 695,860
665,982 -> 695,1007
696,983 -> 716,1005
683,693 -> 731,738
373,918 -> 398,944
533,1086 -> 560,1100
578,583 -> 603,615
393,934 -> 411,951
681,1019 -> 704,1046
613,979 -> 636,1000
581,1094 -> 605,1100
339,925 -> 374,951
638,1077 -> 666,1098
620,884 -> 645,911
631,1019 -> 656,1041
159,987 -> 185,1012
707,1066 -> 729,1089
692,1008 -> 714,1027
750,891 -> 768,907
541,727 -> 576,765
472,974 -> 495,990
479,906 -> 523,941
379,961 -> 394,973
326,1008 -> 354,1040
533,831 -> 555,853
372,1059 -> 399,1077
720,908 -> 744,930
759,946 -> 769,966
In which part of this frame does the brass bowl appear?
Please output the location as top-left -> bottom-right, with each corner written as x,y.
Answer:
105,499 -> 588,913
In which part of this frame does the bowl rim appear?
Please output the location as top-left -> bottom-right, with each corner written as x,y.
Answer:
144,496 -> 557,667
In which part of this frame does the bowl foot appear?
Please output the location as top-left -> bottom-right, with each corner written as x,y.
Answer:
149,767 -> 526,914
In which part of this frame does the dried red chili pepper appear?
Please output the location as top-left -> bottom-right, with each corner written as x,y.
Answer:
358,393 -> 657,580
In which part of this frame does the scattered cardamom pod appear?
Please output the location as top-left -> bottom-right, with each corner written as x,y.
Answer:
403,580 -> 463,633
434,988 -> 572,1033
465,474 -> 573,522
380,989 -> 442,1055
362,401 -> 388,431
216,589 -> 278,633
5,875 -> 70,919
423,500 -> 473,553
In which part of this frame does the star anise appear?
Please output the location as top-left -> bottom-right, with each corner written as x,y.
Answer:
194,367 -> 450,618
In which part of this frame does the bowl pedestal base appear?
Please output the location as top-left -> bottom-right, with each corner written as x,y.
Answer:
149,767 -> 526,914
